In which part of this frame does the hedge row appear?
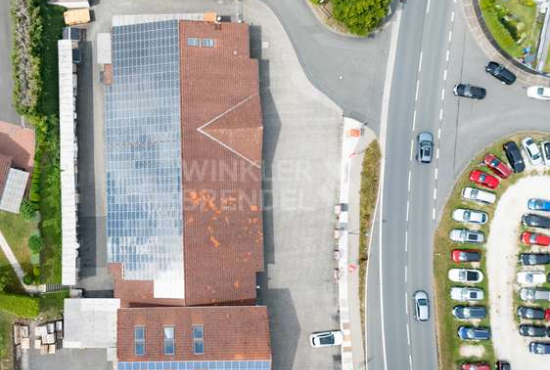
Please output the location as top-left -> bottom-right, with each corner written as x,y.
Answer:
479,0 -> 523,57
0,293 -> 39,319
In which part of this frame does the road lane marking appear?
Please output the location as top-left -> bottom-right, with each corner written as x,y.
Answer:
438,128 -> 441,139
448,30 -> 453,42
418,51 -> 423,72
441,88 -> 445,100
406,321 -> 411,346
439,108 -> 443,120
406,200 -> 410,222
426,0 -> 431,13
410,139 -> 414,161
412,110 -> 417,131
432,207 -> 436,220
446,50 -> 450,62
408,170 -> 412,192
415,80 -> 420,101
443,69 -> 447,81
435,168 -> 438,180
451,11 -> 455,22
405,231 -> 408,252
436,148 -> 440,159
409,354 -> 414,370
433,188 -> 437,200
405,265 -> 407,282
405,296 -> 409,315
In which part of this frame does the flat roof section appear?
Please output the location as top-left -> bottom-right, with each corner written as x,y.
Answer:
0,169 -> 29,214
105,20 -> 184,299
58,39 -> 79,286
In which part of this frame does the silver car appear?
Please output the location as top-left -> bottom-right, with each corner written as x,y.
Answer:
452,208 -> 488,224
461,187 -> 496,205
414,290 -> 429,322
519,288 -> 550,302
449,229 -> 485,244
416,132 -> 433,164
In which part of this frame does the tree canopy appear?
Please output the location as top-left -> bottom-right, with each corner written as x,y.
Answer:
331,0 -> 391,36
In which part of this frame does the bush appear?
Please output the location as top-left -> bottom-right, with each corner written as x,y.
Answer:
32,266 -> 40,278
331,0 -> 391,36
28,235 -> 43,254
23,274 -> 33,285
20,200 -> 37,220
480,0 -> 523,57
0,293 -> 39,318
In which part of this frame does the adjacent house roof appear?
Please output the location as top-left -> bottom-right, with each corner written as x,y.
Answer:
0,154 -> 13,197
117,306 -> 271,363
0,121 -> 35,172
0,169 -> 29,214
179,21 -> 264,307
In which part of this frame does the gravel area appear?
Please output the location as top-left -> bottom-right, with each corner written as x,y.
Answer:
487,175 -> 550,368
459,345 -> 485,358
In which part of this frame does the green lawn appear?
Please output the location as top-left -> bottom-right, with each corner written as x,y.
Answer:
0,212 -> 38,276
434,133 -> 549,369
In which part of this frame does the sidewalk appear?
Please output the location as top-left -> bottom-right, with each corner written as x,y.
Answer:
461,0 -> 549,85
337,117 -> 376,370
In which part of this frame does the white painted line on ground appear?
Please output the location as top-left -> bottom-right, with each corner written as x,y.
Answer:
406,200 -> 410,222
436,147 -> 440,159
409,354 -> 413,370
405,231 -> 408,252
405,265 -> 408,282
437,128 -> 441,139
451,11 -> 455,22
432,207 -> 436,220
443,69 -> 447,81
426,0 -> 431,13
405,296 -> 409,315
448,30 -> 453,42
441,88 -> 445,101
433,188 -> 437,200
435,168 -> 438,180
446,50 -> 450,62
412,110 -> 417,131
408,170 -> 412,192
439,108 -> 443,120
415,80 -> 420,101
410,139 -> 414,161
418,51 -> 423,72
406,320 -> 411,345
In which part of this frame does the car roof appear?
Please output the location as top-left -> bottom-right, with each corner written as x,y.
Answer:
418,132 -> 433,142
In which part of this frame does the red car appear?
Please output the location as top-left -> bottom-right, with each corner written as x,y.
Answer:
461,363 -> 490,370
546,309 -> 550,321
483,153 -> 512,179
452,249 -> 481,263
469,170 -> 499,189
521,231 -> 550,246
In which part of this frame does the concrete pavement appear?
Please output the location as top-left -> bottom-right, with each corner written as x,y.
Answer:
0,0 -> 21,124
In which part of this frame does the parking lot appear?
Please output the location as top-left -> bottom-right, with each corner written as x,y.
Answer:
71,0 -> 343,369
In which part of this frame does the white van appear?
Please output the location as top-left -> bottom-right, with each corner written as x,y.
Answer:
461,187 -> 496,205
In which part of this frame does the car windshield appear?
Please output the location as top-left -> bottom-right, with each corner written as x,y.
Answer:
466,272 -> 477,280
538,87 -> 544,95
490,159 -> 499,167
479,174 -> 486,181
463,211 -> 471,220
418,298 -> 427,305
319,335 -> 334,345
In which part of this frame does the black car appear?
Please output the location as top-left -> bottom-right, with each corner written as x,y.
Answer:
529,341 -> 550,354
495,360 -> 511,370
452,305 -> 487,320
503,141 -> 525,173
485,61 -> 516,85
517,306 -> 546,320
519,324 -> 548,337
453,84 -> 486,99
523,213 -> 550,229
520,253 -> 550,266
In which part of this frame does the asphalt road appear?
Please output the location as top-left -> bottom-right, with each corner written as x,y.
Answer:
0,0 -> 20,124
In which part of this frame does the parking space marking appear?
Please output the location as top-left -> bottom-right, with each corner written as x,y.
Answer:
412,110 -> 417,131
408,170 -> 412,192
410,139 -> 414,161
418,51 -> 423,73
415,80 -> 420,101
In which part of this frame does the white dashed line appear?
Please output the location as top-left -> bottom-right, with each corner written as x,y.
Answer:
435,168 -> 438,180
439,108 -> 443,120
408,170 -> 412,192
441,88 -> 445,100
410,139 -> 414,161
426,0 -> 431,13
406,200 -> 410,222
436,148 -> 440,159
405,265 -> 408,282
405,296 -> 409,315
433,188 -> 437,200
412,110 -> 417,131
409,354 -> 414,370
443,69 -> 447,81
437,128 -> 441,139
405,231 -> 408,252
446,50 -> 450,62
451,11 -> 455,22
415,80 -> 420,101
432,207 -> 436,220
448,30 -> 453,42
418,51 -> 423,72
406,321 -> 411,346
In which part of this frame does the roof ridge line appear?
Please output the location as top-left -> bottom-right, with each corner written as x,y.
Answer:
196,93 -> 261,168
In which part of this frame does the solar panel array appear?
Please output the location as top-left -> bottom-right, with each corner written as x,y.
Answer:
105,20 -> 184,298
117,361 -> 272,370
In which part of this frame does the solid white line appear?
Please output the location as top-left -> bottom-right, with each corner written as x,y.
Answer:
432,207 -> 436,220
448,30 -> 453,42
437,128 -> 442,139
406,200 -> 410,222
415,80 -> 420,101
410,139 -> 414,161
433,188 -> 437,200
441,88 -> 445,100
408,170 -> 412,192
451,11 -> 455,22
435,168 -> 438,180
418,51 -> 423,72
426,0 -> 431,14
412,110 -> 417,131
443,69 -> 447,81
439,108 -> 443,120
446,50 -> 450,62
436,148 -> 440,159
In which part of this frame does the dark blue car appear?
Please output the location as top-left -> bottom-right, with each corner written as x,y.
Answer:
528,198 -> 550,212
457,326 -> 491,341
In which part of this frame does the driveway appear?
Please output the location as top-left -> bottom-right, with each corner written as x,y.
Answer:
487,175 -> 550,369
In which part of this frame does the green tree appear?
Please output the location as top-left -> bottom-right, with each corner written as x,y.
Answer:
28,235 -> 43,254
331,0 -> 391,36
0,272 -> 10,292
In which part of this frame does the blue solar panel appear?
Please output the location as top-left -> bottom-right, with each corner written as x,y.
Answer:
117,362 -> 271,370
105,20 -> 184,294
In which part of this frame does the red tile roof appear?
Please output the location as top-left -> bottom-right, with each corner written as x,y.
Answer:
179,21 -> 264,306
117,306 -> 271,361
0,121 -> 35,172
0,154 -> 12,196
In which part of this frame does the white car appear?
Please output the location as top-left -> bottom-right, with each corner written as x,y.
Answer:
449,229 -> 485,244
448,269 -> 484,283
461,187 -> 496,205
452,208 -> 488,224
309,330 -> 344,348
541,141 -> 550,167
517,271 -> 547,285
450,287 -> 484,301
527,86 -> 550,100
521,137 -> 543,166
413,290 -> 429,322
